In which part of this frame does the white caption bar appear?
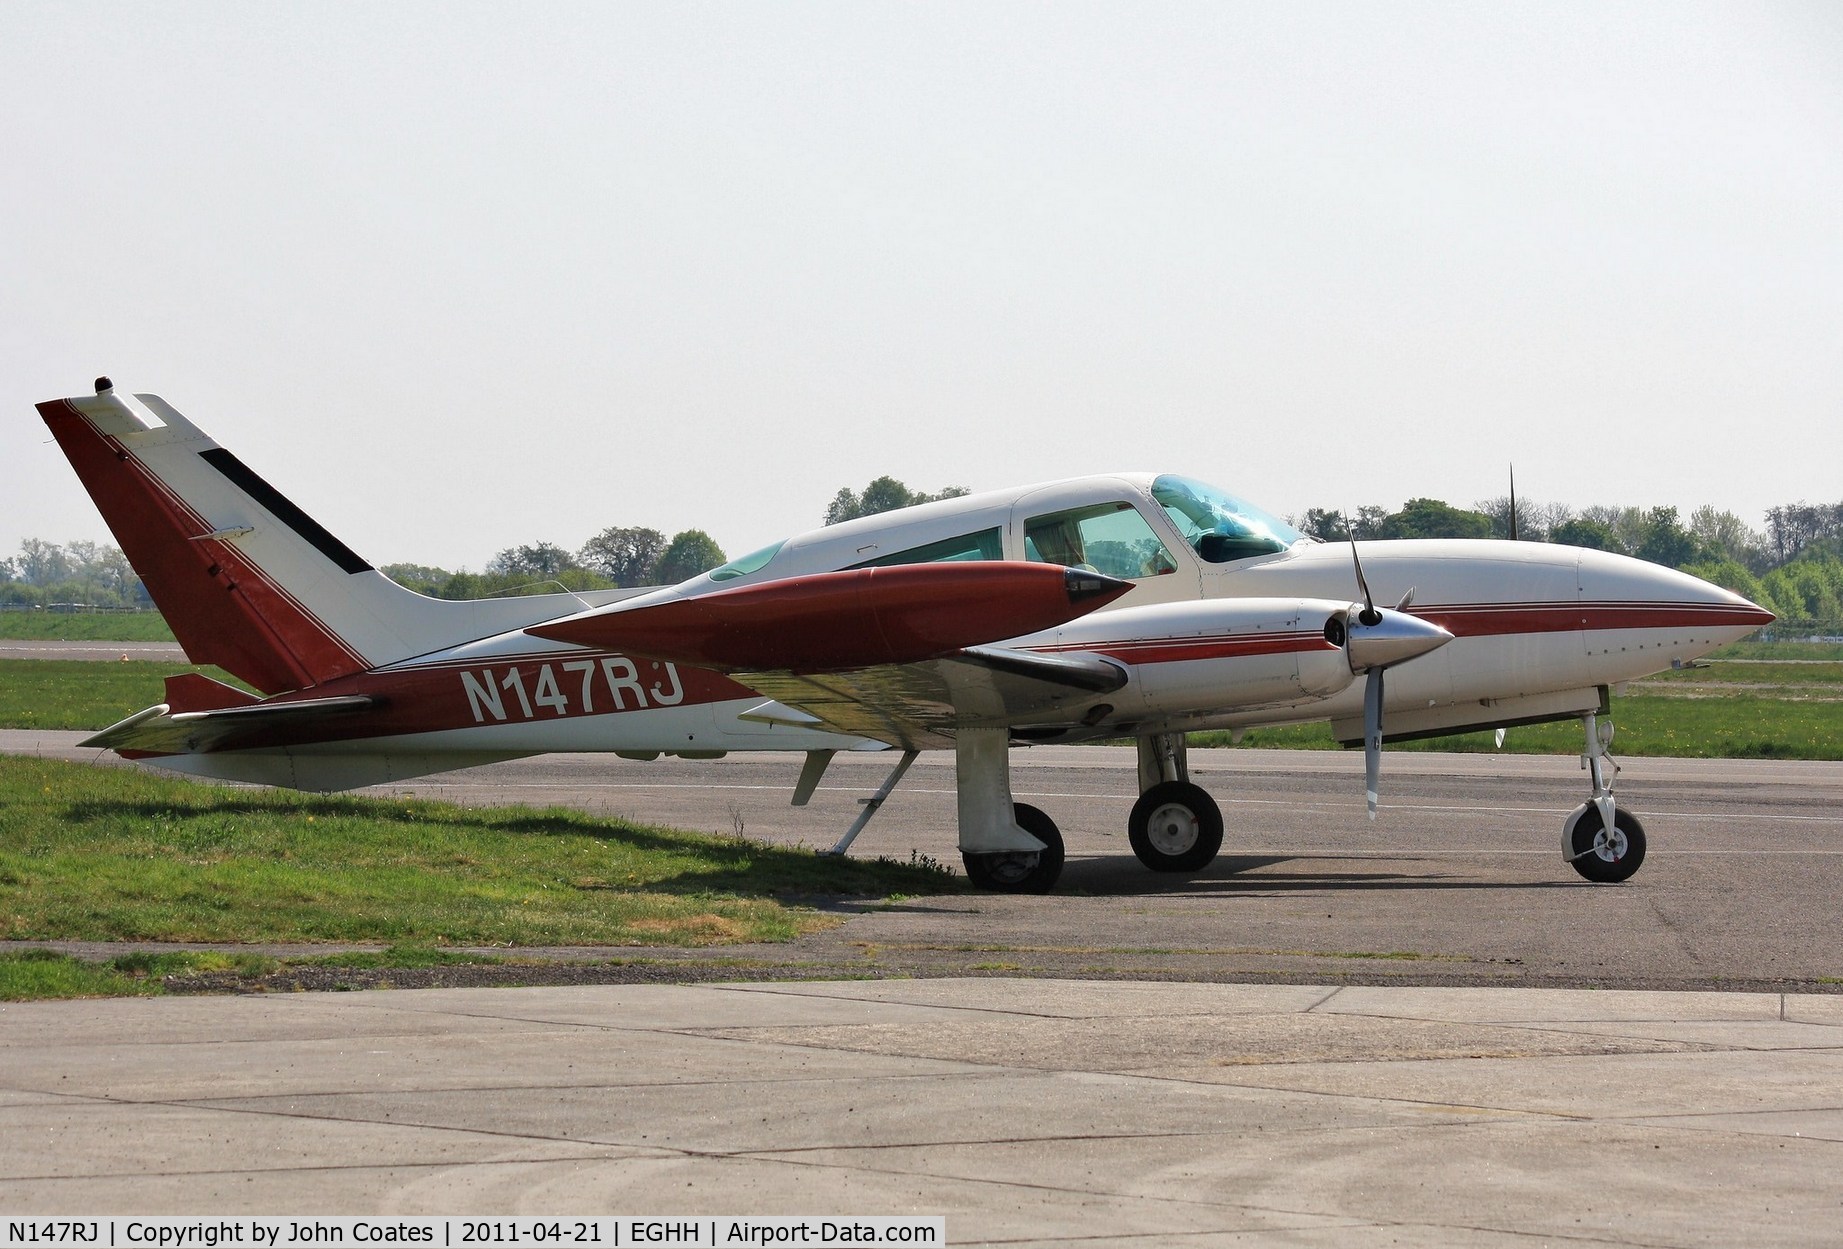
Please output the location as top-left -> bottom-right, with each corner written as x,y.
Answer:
1,1220 -> 945,1249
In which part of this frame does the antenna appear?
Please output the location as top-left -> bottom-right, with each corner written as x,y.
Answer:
1508,464 -> 1518,541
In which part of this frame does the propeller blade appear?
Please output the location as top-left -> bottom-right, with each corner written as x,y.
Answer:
1349,539 -> 1381,626
1364,666 -> 1384,821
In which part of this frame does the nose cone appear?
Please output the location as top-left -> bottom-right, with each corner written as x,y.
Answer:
1346,606 -> 1454,672
1575,548 -> 1775,642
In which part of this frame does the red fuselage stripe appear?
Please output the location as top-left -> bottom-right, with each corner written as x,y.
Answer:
1415,601 -> 1773,637
1031,632 -> 1336,666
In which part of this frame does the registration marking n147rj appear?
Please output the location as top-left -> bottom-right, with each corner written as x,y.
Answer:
461,658 -> 684,722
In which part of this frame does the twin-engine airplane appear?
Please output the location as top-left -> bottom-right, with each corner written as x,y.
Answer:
40,381 -> 1773,892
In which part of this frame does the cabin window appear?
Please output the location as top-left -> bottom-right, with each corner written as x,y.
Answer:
1023,502 -> 1178,580
850,527 -> 1004,569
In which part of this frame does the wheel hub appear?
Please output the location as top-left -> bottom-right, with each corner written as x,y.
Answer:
983,850 -> 1040,885
1594,827 -> 1628,862
1146,803 -> 1200,856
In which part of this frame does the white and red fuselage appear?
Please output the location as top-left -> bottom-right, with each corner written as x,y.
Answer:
41,387 -> 1769,802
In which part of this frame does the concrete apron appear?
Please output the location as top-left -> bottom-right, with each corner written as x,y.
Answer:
1,979 -> 1840,1245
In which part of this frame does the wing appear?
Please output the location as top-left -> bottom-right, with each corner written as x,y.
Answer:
734,646 -> 1129,750
525,561 -> 1130,669
523,562 -> 1137,749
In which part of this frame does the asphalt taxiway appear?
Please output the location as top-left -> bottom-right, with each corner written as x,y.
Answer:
0,640 -> 190,661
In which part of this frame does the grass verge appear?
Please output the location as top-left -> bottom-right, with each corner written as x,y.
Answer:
0,612 -> 175,642
0,659 -> 251,731
1194,692 -> 1843,760
0,945 -> 507,1001
0,948 -> 167,999
0,755 -> 962,952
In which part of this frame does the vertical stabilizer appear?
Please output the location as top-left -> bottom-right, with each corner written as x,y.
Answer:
40,387 -> 371,692
39,382 -> 636,693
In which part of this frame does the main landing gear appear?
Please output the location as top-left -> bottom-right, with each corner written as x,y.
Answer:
953,731 -> 1227,890
1128,733 -> 1223,873
801,733 -> 1071,893
961,802 -> 1065,893
952,726 -> 1071,893
1129,782 -> 1225,873
1562,712 -> 1646,883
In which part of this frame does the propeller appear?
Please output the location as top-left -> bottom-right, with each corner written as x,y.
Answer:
1341,528 -> 1451,820
1363,662 -> 1385,820
1344,518 -> 1383,818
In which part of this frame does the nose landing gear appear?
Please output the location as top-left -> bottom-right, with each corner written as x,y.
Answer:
1562,712 -> 1647,883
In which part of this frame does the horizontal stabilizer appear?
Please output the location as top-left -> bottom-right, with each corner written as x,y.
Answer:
526,562 -> 1130,672
163,673 -> 261,713
82,694 -> 382,755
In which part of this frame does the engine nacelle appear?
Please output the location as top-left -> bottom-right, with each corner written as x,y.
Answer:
1022,597 -> 1361,719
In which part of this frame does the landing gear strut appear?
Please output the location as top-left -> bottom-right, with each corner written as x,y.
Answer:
955,727 -> 1066,893
1562,712 -> 1646,883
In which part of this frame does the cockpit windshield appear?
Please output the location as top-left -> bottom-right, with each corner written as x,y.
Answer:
706,539 -> 785,583
1151,475 -> 1303,563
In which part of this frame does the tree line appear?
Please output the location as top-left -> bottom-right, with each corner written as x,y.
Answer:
383,527 -> 729,600
383,474 -> 976,597
824,476 -> 969,525
0,528 -> 735,608
0,538 -> 149,610
6,481 -> 1839,631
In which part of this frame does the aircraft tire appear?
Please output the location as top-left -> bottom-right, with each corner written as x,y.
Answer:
1128,781 -> 1224,874
1565,805 -> 1647,883
962,803 -> 1064,894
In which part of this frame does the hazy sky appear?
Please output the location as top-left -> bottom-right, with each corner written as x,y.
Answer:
5,1 -> 1839,570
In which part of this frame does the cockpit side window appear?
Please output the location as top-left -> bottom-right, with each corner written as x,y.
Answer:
849,527 -> 1004,569
1152,475 -> 1302,563
1023,502 -> 1178,580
